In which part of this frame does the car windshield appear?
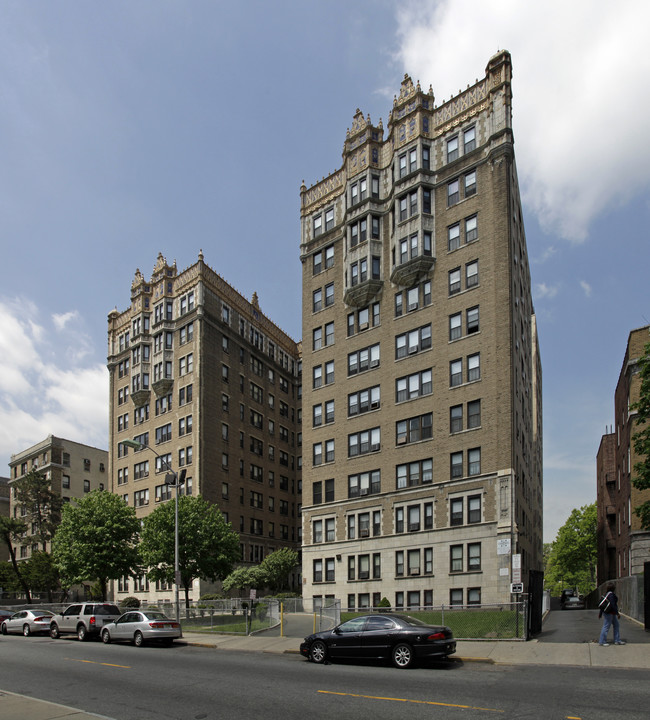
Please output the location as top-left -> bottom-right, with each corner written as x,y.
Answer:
32,610 -> 53,616
95,605 -> 121,615
144,612 -> 170,620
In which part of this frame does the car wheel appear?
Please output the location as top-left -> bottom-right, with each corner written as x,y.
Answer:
101,629 -> 111,644
23,624 -> 31,637
1,623 -> 7,635
77,625 -> 88,641
392,642 -> 414,669
134,631 -> 144,647
309,640 -> 327,664
50,624 -> 60,639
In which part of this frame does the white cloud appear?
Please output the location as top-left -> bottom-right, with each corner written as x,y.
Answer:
52,310 -> 79,331
395,0 -> 650,241
0,298 -> 108,469
534,283 -> 559,301
580,280 -> 592,298
534,246 -> 557,265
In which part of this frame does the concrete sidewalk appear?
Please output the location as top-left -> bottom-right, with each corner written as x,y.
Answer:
3,631 -> 650,720
177,630 -> 650,669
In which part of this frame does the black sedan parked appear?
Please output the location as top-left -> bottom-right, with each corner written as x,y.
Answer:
300,613 -> 456,669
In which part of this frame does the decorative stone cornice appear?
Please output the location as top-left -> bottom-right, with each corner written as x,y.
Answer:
390,256 -> 435,288
343,280 -> 383,308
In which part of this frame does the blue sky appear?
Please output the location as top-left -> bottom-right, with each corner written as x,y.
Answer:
1,0 -> 648,542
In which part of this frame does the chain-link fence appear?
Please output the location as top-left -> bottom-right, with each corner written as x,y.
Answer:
337,602 -> 527,640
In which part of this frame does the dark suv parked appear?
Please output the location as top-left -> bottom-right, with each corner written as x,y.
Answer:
50,603 -> 122,641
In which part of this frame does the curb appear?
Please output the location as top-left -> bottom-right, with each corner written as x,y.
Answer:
454,655 -> 495,664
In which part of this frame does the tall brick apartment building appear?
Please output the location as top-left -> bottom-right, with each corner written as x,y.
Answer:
300,51 -> 543,609
597,325 -> 650,584
107,252 -> 302,601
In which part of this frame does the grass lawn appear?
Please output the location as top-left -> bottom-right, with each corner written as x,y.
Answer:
340,609 -> 525,639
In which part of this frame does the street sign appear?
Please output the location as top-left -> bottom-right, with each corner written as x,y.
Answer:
512,553 -> 522,583
497,538 -> 511,555
510,583 -> 524,594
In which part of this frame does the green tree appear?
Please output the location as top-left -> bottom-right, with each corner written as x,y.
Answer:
0,560 -> 23,595
632,341 -> 650,529
222,565 -> 266,594
259,548 -> 298,594
12,470 -> 62,551
545,503 -> 597,596
24,550 -> 60,602
139,495 -> 240,607
52,491 -> 141,600
0,516 -> 32,602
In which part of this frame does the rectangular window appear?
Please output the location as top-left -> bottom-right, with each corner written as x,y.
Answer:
465,215 -> 478,243
468,448 -> 481,476
325,558 -> 335,582
466,260 -> 479,288
468,400 -> 481,429
468,495 -> 481,523
451,452 -> 463,479
450,545 -> 463,573
468,353 -> 481,382
464,126 -> 476,153
348,427 -> 380,457
395,324 -> 431,359
467,306 -> 480,334
395,551 -> 404,577
450,359 -> 463,387
450,405 -> 463,433
348,470 -> 381,498
448,223 -> 460,251
395,369 -> 432,402
396,413 -> 432,445
449,268 -> 461,295
448,179 -> 459,206
348,385 -> 380,416
347,343 -> 380,376
447,136 -> 458,163
449,313 -> 462,341
464,170 -> 476,197
325,282 -> 334,307
450,498 -> 464,526
468,543 -> 481,571
313,559 -> 323,583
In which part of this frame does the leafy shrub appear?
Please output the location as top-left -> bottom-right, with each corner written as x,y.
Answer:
121,596 -> 141,608
377,597 -> 391,608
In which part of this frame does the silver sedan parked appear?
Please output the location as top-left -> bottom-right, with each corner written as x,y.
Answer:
1,609 -> 54,636
101,610 -> 181,647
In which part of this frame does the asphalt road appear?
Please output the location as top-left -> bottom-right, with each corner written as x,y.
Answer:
2,633 -> 650,720
537,608 -> 650,644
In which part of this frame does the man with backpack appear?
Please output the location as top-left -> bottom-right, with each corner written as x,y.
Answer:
598,582 -> 626,647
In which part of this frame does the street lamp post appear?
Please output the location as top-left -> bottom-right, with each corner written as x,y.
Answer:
122,439 -> 185,627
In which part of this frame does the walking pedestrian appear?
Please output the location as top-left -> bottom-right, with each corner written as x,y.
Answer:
598,582 -> 626,647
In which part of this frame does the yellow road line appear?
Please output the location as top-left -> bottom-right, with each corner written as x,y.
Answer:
65,658 -> 131,669
318,690 -> 504,713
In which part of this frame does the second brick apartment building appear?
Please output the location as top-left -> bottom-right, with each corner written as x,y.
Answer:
108,252 -> 302,601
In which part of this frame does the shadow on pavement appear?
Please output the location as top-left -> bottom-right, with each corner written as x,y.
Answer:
538,608 -> 650,644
